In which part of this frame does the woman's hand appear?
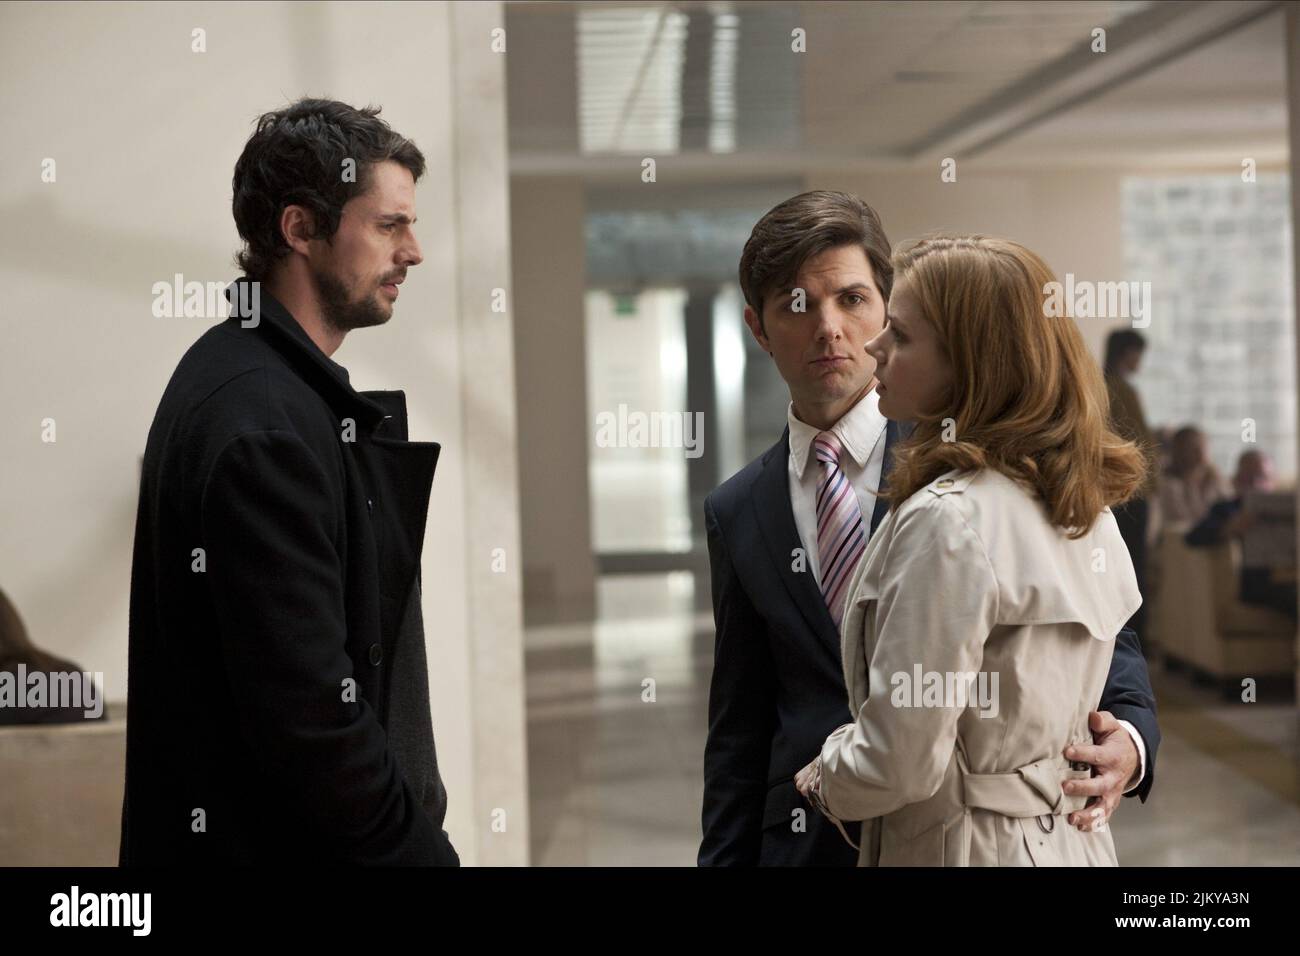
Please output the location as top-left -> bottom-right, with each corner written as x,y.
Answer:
794,757 -> 820,800
798,724 -> 855,802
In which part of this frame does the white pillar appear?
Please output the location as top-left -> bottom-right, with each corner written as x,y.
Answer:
510,177 -> 598,625
446,0 -> 530,866
327,0 -> 529,866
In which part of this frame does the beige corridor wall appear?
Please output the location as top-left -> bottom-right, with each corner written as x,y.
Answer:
0,0 -> 528,865
806,164 -> 1294,364
805,168 -> 1129,361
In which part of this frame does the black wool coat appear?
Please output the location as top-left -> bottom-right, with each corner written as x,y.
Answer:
120,279 -> 458,865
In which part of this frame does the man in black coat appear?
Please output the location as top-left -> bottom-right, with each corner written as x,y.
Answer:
120,99 -> 458,865
699,192 -> 1160,866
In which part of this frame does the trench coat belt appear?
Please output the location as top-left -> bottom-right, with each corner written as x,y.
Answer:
817,744 -> 1091,854
957,748 -> 1092,818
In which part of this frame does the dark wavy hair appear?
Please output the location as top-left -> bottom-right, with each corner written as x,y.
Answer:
738,190 -> 894,330
231,98 -> 426,280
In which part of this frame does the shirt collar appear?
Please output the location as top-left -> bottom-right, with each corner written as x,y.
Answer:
788,387 -> 887,480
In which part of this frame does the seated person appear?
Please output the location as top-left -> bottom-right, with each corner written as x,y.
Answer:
0,587 -> 104,725
1160,425 -> 1226,525
1186,451 -> 1296,621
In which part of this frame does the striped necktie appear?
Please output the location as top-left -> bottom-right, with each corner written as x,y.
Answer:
814,431 -> 866,628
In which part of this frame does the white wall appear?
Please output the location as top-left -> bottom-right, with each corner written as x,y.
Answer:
807,164 -> 1295,482
805,167 -> 1129,361
0,0 -> 527,865
807,162 -> 1293,366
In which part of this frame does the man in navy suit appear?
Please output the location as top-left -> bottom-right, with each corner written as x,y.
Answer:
699,191 -> 1160,866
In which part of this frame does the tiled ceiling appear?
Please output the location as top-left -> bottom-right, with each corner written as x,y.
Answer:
979,5 -> 1290,166
795,0 -> 1149,154
506,0 -> 1289,172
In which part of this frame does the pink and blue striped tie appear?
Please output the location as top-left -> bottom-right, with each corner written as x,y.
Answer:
814,431 -> 866,628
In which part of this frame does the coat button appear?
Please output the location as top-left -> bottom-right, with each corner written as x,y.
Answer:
367,497 -> 374,514
368,643 -> 383,666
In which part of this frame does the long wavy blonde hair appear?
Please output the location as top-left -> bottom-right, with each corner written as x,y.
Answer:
882,236 -> 1150,538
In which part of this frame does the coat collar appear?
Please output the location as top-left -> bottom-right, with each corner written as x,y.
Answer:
224,277 -> 394,435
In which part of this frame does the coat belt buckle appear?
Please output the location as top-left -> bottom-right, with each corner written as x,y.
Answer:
1037,814 -> 1055,834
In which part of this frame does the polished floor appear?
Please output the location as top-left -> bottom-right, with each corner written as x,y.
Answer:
525,573 -> 1300,866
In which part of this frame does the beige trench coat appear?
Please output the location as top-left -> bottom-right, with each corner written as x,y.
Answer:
818,467 -> 1142,866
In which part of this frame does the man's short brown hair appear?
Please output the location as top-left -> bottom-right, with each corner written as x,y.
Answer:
738,190 -> 894,328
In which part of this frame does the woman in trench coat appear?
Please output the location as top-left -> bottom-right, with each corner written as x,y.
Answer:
796,236 -> 1149,866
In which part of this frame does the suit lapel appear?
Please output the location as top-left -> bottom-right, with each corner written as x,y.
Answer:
869,418 -> 914,538
751,428 -> 842,660
869,419 -> 897,537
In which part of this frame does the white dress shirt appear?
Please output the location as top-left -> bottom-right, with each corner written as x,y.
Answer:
786,389 -> 888,590
787,389 -> 1146,793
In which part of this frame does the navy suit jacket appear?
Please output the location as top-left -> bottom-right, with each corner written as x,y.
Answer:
698,420 -> 1160,866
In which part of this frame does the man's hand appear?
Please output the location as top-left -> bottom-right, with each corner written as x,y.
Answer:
1062,709 -> 1138,832
1225,508 -> 1255,538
